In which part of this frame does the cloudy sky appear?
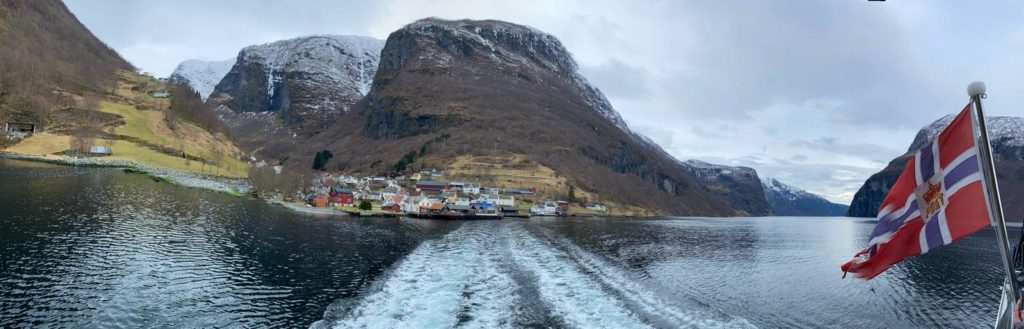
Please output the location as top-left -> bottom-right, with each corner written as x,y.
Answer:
65,0 -> 1024,204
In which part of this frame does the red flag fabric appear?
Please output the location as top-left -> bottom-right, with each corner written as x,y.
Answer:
841,104 -> 992,279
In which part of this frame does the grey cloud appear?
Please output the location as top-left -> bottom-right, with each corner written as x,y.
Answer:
580,59 -> 651,99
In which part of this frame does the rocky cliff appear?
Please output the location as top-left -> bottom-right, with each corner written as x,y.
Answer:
310,18 -> 770,216
848,114 -> 1024,220
206,35 -> 384,156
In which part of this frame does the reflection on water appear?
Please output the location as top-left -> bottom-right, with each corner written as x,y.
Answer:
0,159 -> 1009,328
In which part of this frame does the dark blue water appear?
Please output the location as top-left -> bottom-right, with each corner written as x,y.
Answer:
0,159 -> 1009,328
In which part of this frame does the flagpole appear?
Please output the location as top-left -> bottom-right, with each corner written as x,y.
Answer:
968,82 -> 1020,325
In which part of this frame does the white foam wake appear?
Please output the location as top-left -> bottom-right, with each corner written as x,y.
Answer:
323,222 -> 754,329
328,222 -> 519,329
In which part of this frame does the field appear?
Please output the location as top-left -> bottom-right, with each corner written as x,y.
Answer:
4,71 -> 248,178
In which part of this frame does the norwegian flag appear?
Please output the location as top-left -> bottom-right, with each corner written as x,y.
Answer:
842,104 -> 992,279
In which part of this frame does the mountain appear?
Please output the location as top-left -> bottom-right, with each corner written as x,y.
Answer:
684,160 -> 772,215
761,177 -> 848,216
207,35 -> 385,157
0,1 -> 246,177
0,0 -> 132,125
848,114 -> 1024,220
168,58 -> 235,100
307,18 -> 769,216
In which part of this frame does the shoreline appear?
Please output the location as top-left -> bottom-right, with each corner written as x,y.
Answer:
0,151 -> 357,218
0,151 -> 251,195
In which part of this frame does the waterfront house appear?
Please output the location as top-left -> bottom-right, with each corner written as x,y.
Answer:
530,201 -> 560,216
415,180 -> 449,192
419,197 -> 446,214
445,204 -> 473,214
401,195 -> 424,213
500,205 -> 520,216
382,202 -> 401,213
151,90 -> 170,98
586,204 -> 607,213
329,187 -> 354,206
312,196 -> 329,208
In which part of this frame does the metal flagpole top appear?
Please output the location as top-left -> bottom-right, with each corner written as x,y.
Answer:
968,81 -> 986,97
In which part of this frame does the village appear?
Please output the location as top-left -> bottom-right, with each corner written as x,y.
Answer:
293,168 -> 609,219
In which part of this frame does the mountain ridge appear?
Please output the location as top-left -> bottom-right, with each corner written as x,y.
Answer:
761,177 -> 849,216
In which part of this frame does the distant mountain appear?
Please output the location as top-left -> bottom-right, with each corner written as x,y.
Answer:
684,160 -> 772,215
0,0 -> 132,124
761,177 -> 848,216
168,58 -> 235,100
307,18 -> 769,216
207,35 -> 385,157
848,114 -> 1024,220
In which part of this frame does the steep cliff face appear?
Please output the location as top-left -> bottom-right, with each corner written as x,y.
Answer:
312,18 -> 769,216
168,58 -> 235,100
761,177 -> 848,216
206,35 -> 384,156
848,115 -> 1024,220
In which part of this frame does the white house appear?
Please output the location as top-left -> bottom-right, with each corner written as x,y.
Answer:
461,183 -> 481,195
402,196 -> 424,213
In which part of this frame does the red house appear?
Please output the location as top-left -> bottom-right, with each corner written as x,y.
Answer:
415,180 -> 449,192
329,187 -> 354,205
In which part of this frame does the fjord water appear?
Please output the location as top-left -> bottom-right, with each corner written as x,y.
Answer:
0,159 -> 1007,328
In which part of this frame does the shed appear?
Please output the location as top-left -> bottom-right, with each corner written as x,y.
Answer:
89,145 -> 112,156
4,122 -> 36,134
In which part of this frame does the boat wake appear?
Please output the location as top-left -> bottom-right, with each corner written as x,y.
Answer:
314,222 -> 754,329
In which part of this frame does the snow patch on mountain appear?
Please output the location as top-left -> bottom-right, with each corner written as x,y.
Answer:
761,177 -> 817,202
912,114 -> 1024,151
761,176 -> 848,216
238,35 -> 384,106
168,58 -> 235,100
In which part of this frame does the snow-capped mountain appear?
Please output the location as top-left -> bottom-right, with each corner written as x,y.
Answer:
683,160 -> 772,215
168,58 -> 235,100
761,177 -> 848,216
206,35 -> 385,155
848,114 -> 1024,220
